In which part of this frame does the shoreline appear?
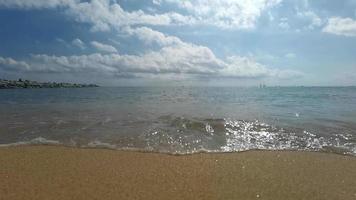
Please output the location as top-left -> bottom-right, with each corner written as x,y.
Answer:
1,145 -> 356,200
1,141 -> 355,157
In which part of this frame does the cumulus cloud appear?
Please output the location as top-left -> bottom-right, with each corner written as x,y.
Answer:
66,0 -> 194,32
322,17 -> 356,37
0,0 -> 78,9
296,10 -> 322,30
0,0 -> 195,32
125,26 -> 183,46
90,41 -> 117,53
278,18 -> 290,30
156,0 -> 282,29
72,38 -> 86,49
0,50 -> 302,80
0,0 -> 281,30
25,44 -> 223,75
0,0 -> 303,82
64,0 -> 283,30
293,0 -> 322,31
220,56 -> 270,78
0,56 -> 30,71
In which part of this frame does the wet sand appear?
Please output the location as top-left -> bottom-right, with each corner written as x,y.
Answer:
0,146 -> 356,200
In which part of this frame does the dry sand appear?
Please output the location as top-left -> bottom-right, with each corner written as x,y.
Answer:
0,146 -> 356,200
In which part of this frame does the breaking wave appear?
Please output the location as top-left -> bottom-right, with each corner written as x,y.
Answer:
1,117 -> 355,156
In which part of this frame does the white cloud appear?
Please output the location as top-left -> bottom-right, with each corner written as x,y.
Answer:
157,0 -> 282,29
322,17 -> 356,37
69,2 -> 147,31
297,10 -> 322,30
221,56 -> 270,78
0,0 -> 281,30
122,27 -> 302,79
0,56 -> 30,71
90,41 -> 117,53
72,38 -> 86,49
278,18 -> 290,30
142,43 -> 224,75
291,0 -> 322,31
0,49 -> 302,80
0,0 -> 78,9
152,0 -> 161,6
0,0 -> 194,32
24,44 -> 223,75
65,0 -> 194,32
125,26 -> 183,46
0,0 -> 302,81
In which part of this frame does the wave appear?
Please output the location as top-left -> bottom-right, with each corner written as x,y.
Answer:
0,137 -> 61,147
0,118 -> 355,156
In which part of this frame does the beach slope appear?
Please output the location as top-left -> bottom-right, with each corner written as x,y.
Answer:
1,146 -> 356,200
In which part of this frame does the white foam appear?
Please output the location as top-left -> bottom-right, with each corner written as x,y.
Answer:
205,123 -> 214,135
0,137 -> 60,147
87,140 -> 117,149
0,118 -> 354,157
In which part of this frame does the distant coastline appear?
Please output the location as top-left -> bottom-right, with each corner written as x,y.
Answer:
0,79 -> 99,89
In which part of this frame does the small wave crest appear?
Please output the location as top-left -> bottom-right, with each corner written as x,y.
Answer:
221,119 -> 346,153
0,117 -> 355,156
0,137 -> 61,147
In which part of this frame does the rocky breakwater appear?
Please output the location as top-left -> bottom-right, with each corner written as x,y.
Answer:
0,79 -> 99,89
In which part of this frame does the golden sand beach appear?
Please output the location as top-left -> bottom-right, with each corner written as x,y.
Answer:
1,146 -> 356,200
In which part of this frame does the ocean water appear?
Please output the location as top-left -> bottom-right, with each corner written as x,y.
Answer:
0,87 -> 356,155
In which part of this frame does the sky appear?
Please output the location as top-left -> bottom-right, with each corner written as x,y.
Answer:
0,0 -> 356,86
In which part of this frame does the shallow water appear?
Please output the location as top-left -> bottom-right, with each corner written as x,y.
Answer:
0,87 -> 355,155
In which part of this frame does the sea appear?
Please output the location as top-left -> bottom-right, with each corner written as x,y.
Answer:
0,86 -> 355,155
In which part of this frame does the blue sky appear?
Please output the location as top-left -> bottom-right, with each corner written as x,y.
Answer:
0,0 -> 356,86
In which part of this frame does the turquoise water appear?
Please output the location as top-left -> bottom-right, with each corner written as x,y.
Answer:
0,87 -> 355,155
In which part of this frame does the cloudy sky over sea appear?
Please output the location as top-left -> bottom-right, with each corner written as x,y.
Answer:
0,0 -> 356,86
